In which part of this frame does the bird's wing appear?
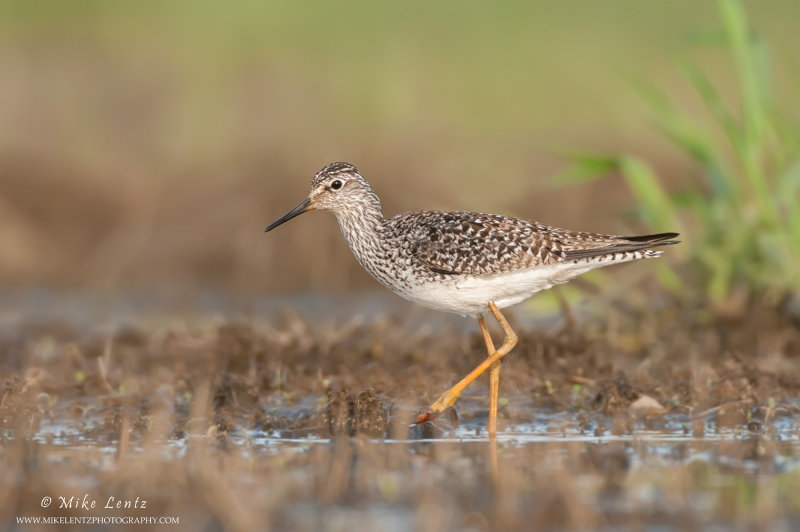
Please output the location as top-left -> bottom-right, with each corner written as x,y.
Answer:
400,211 -> 679,276
402,211 -> 561,275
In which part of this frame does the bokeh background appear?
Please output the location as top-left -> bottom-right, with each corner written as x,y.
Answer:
3,6 -> 800,529
1,1 -> 798,298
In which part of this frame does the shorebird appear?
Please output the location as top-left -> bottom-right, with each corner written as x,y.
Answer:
265,162 -> 679,437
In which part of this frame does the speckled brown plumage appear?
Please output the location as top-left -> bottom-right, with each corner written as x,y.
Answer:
267,162 -> 679,317
394,210 -> 676,275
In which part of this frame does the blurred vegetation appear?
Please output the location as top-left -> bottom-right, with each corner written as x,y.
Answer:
559,0 -> 800,306
0,1 -> 799,299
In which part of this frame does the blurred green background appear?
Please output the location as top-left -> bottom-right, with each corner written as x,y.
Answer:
1,1 -> 798,298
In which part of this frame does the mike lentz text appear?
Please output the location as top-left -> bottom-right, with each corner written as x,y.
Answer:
55,494 -> 147,510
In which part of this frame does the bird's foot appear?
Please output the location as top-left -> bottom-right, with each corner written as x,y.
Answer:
414,389 -> 460,424
413,409 -> 440,424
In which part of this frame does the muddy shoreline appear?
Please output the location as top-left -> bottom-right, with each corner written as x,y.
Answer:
2,292 -> 800,529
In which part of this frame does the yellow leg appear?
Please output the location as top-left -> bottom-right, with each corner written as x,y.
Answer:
480,315 -> 500,438
415,302 -> 517,429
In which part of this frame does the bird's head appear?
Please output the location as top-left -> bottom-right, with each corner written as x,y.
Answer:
265,162 -> 380,232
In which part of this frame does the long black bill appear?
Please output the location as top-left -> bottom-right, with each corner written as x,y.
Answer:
264,197 -> 314,232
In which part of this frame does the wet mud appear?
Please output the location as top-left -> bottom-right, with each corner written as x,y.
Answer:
2,295 -> 800,530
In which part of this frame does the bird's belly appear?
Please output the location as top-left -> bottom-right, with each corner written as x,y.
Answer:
398,263 -> 597,317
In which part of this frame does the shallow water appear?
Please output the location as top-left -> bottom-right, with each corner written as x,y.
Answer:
3,290 -> 800,529
15,409 -> 800,530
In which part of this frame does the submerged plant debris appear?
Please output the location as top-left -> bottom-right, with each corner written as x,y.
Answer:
2,294 -> 800,530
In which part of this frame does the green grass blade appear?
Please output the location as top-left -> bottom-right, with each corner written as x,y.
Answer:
551,153 -> 619,186
719,0 -> 777,227
719,0 -> 767,146
618,156 -> 683,233
777,159 -> 800,259
678,58 -> 740,159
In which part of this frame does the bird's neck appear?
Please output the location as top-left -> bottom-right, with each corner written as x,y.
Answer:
333,199 -> 387,271
335,201 -> 385,243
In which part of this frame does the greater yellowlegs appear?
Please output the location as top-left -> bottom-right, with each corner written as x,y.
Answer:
265,162 -> 679,437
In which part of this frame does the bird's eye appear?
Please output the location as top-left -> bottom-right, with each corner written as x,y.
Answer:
331,180 -> 343,190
